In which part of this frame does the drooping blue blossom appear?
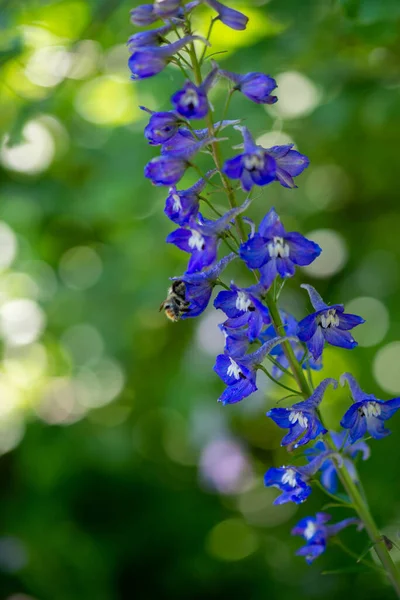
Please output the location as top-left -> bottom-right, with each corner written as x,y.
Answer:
172,253 -> 236,318
161,119 -> 240,154
140,106 -> 184,146
164,170 -> 217,225
128,35 -> 208,80
130,4 -> 159,25
203,0 -> 249,30
130,1 -> 199,25
217,66 -> 278,104
166,199 -> 250,273
144,136 -> 218,186
267,378 -> 337,449
171,68 -> 218,119
127,22 -> 179,50
292,513 -> 360,564
259,312 -> 322,378
264,451 -> 333,505
340,372 -> 400,443
297,286 -> 365,361
214,337 -> 294,405
305,431 -> 370,494
239,208 -> 321,288
153,0 -> 181,18
214,282 -> 271,342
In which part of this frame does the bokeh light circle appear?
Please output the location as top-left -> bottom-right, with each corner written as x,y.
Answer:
206,518 -> 258,561
304,229 -> 348,278
0,299 -> 45,346
268,71 -> 321,119
1,121 -> 55,175
373,342 -> 400,394
59,246 -> 102,290
0,222 -> 18,271
346,297 -> 389,347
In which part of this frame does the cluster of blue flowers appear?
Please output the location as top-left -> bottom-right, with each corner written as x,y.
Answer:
128,0 -> 400,571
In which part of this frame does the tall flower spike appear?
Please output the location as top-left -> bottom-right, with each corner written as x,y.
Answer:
340,372 -> 400,443
203,0 -> 249,30
217,65 -> 278,105
164,169 -> 217,225
144,136 -> 218,186
267,378 -> 337,448
171,67 -> 218,119
214,337 -> 296,405
297,285 -> 365,360
264,451 -> 334,505
166,198 -> 250,273
239,207 -> 321,288
171,253 -> 236,318
292,513 -> 360,564
128,35 -> 209,80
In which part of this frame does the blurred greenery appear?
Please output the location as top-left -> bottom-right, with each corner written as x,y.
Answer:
0,0 -> 400,598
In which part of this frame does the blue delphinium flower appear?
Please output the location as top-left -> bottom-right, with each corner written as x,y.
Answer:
130,4 -> 159,25
145,136 -> 217,186
264,451 -> 333,505
259,312 -> 322,378
217,66 -> 278,104
239,207 -> 321,288
161,120 -> 240,154
340,373 -> 400,443
140,107 -> 184,145
264,144 -> 310,189
267,378 -> 337,449
214,337 -> 294,405
153,0 -> 181,18
130,1 -> 199,25
203,0 -> 249,30
164,170 -> 217,225
172,253 -> 236,318
297,285 -> 365,361
128,35 -> 207,80
214,282 -> 271,342
219,323 -> 250,358
292,513 -> 360,564
171,68 -> 218,119
166,199 -> 249,273
127,22 -> 179,50
305,431 -> 370,494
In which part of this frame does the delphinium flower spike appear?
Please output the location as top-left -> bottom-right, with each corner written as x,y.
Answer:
340,372 -> 400,442
292,513 -> 360,564
267,378 -> 337,449
297,285 -> 365,360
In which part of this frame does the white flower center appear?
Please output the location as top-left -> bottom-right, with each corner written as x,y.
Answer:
318,309 -> 339,329
172,193 -> 182,212
281,468 -> 297,488
244,153 -> 264,171
227,357 -> 242,380
304,520 -> 317,540
182,89 -> 199,108
288,411 -> 308,428
268,236 -> 290,259
188,230 -> 205,251
360,401 -> 381,418
235,291 -> 252,312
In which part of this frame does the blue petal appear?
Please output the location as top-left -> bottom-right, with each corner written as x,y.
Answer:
258,207 -> 285,237
367,416 -> 391,439
275,257 -> 296,279
218,378 -> 257,404
338,313 -> 365,330
223,155 -> 244,180
239,234 -> 270,268
380,397 -> 400,419
297,314 -> 318,342
320,463 -> 338,494
259,259 -> 278,288
323,327 -> 357,350
286,232 -> 322,266
301,284 -> 329,311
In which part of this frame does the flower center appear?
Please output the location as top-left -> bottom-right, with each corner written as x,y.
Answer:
318,309 -> 339,329
304,520 -> 317,540
288,410 -> 308,428
282,468 -> 297,488
268,236 -> 290,259
359,401 -> 382,418
188,230 -> 205,251
182,89 -> 199,109
172,193 -> 182,212
235,291 -> 253,312
227,357 -> 242,380
243,152 -> 264,171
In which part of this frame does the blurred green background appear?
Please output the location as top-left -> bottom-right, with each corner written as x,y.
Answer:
1,0 -> 400,598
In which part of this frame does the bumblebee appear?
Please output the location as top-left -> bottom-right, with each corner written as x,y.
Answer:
160,280 -> 190,322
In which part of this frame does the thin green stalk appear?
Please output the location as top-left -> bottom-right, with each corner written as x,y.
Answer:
258,365 -> 302,396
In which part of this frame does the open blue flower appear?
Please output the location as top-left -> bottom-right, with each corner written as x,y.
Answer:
171,68 -> 218,119
145,136 -> 217,186
217,66 -> 277,104
340,373 -> 400,443
166,199 -> 250,273
292,513 -> 360,564
298,286 -> 365,361
305,431 -> 370,494
171,253 -> 236,318
214,337 -> 292,405
264,451 -> 332,505
164,170 -> 217,225
129,35 -> 207,80
203,0 -> 248,30
264,144 -> 310,189
214,282 -> 271,342
239,208 -> 321,288
267,378 -> 337,449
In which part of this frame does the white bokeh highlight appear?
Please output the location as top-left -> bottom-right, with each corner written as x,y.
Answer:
305,229 -> 348,278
